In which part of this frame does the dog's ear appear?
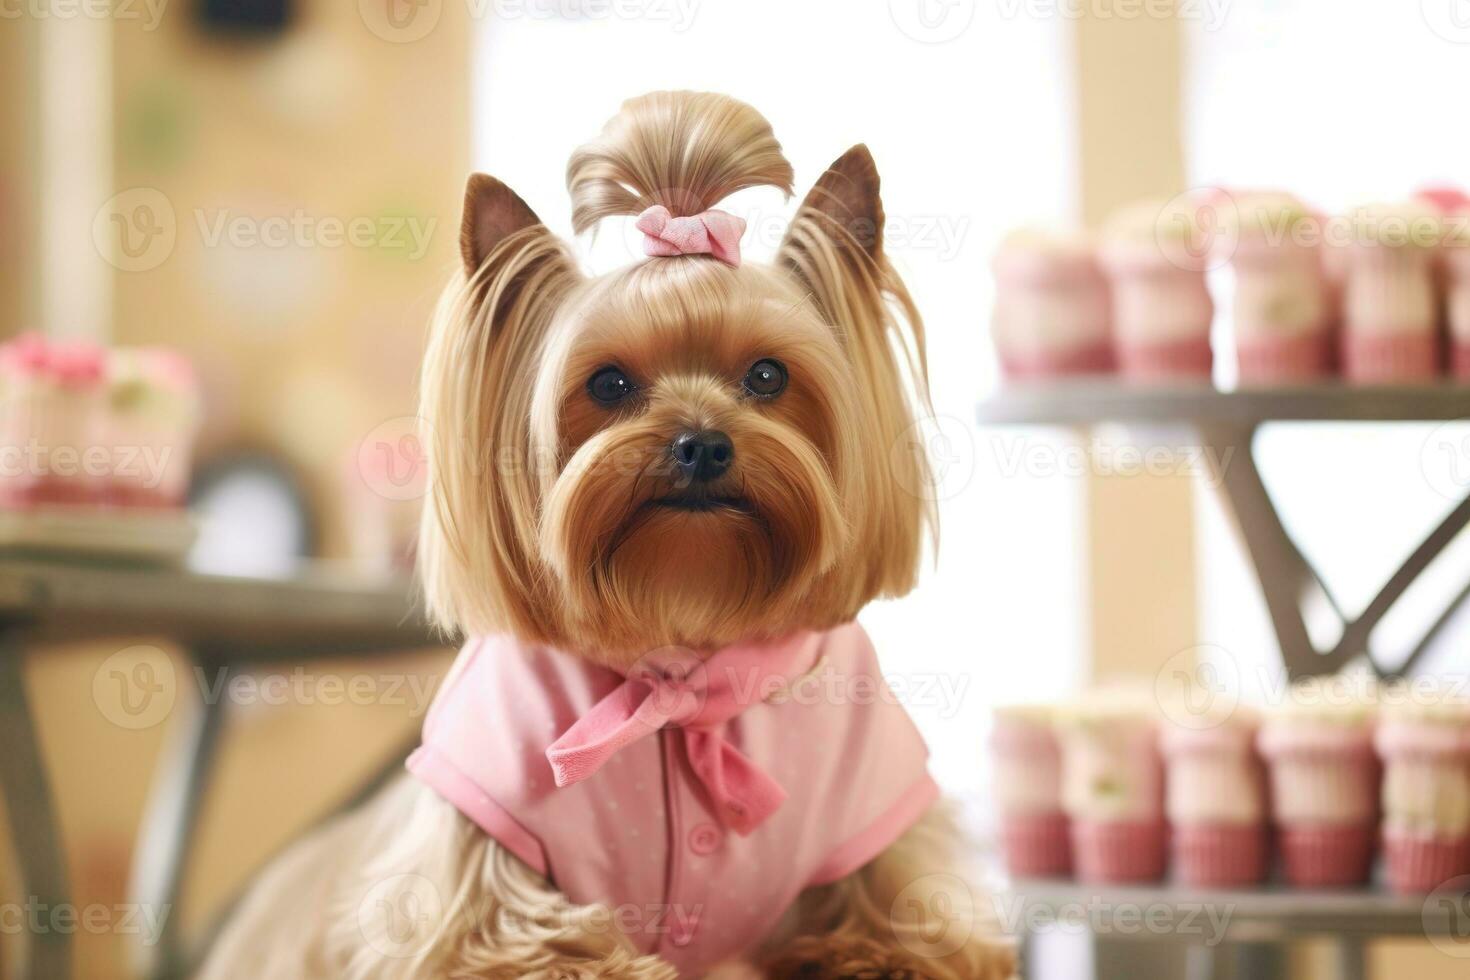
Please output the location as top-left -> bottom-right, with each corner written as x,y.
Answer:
460,173 -> 542,276
777,145 -> 934,601
419,173 -> 580,640
779,144 -> 884,267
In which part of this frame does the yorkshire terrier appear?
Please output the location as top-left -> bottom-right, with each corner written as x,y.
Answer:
202,91 -> 1014,980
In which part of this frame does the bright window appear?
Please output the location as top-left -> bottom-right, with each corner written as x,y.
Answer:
473,1 -> 1083,803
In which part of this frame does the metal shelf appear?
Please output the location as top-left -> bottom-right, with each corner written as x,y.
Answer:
976,380 -> 1470,427
975,382 -> 1470,680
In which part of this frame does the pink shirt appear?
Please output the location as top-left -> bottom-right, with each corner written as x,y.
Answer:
408,622 -> 936,974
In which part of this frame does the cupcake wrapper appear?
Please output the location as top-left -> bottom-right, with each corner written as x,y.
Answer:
1452,342 -> 1470,381
1071,819 -> 1168,884
1236,330 -> 1334,384
1383,829 -> 1470,895
1278,824 -> 1376,888
1117,336 -> 1213,380
1000,342 -> 1114,380
1172,823 -> 1269,887
1341,332 -> 1439,382
1001,812 -> 1073,878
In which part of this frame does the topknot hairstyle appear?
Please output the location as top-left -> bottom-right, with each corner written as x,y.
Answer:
566,91 -> 795,233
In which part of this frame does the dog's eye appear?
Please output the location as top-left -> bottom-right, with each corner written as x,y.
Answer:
743,358 -> 787,399
588,366 -> 636,406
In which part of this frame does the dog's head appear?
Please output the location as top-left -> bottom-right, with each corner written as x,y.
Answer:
419,92 -> 933,666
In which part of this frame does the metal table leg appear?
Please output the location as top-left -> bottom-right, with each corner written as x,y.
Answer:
0,630 -> 72,980
1334,936 -> 1367,980
1199,421 -> 1470,681
128,657 -> 230,980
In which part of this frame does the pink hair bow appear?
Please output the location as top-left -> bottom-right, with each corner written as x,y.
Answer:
546,633 -> 820,834
635,204 -> 746,267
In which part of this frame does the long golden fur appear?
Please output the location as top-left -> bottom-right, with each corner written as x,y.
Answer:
202,91 -> 1014,978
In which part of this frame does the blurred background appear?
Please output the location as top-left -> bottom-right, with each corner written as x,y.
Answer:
2,1 -> 1470,978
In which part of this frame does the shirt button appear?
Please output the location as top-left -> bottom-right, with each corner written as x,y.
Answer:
688,822 -> 723,856
668,917 -> 698,947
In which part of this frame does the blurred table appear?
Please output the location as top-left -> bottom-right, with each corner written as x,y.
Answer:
0,557 -> 438,980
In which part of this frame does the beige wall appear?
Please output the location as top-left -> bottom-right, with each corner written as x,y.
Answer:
1073,3 -> 1198,682
3,5 -> 469,977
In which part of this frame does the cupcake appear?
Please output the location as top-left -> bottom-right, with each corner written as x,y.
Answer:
0,334 -> 108,506
106,349 -> 201,507
1257,677 -> 1379,888
1056,694 -> 1166,883
1099,198 -> 1215,381
1338,201 -> 1443,382
0,334 -> 53,506
991,229 -> 1113,379
1376,685 -> 1470,895
990,704 -> 1072,878
1222,193 -> 1332,383
1161,706 -> 1268,887
1419,192 -> 1470,380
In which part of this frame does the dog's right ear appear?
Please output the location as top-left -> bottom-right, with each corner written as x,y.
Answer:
460,173 -> 542,276
419,174 -> 579,640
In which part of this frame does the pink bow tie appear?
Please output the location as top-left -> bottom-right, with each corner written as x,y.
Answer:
635,204 -> 746,267
546,633 -> 818,834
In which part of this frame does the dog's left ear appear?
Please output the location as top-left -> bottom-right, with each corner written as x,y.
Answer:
777,144 -> 885,277
777,144 -> 934,600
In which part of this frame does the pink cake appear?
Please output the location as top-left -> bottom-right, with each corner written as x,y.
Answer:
1337,202 -> 1443,382
1223,193 -> 1333,383
0,334 -> 109,506
1376,689 -> 1470,895
1257,679 -> 1379,888
1099,198 -> 1215,381
989,704 -> 1072,878
1418,190 -> 1470,380
106,348 -> 201,508
1161,708 -> 1268,887
1056,695 -> 1167,883
991,230 -> 1113,379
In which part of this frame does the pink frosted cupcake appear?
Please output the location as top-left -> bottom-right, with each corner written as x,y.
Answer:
1222,193 -> 1332,383
991,229 -> 1113,379
990,704 -> 1072,878
1338,202 -> 1443,382
0,334 -> 109,506
1099,198 -> 1215,380
1258,678 -> 1379,888
1161,706 -> 1268,887
1376,686 -> 1470,895
106,349 -> 201,508
1056,696 -> 1166,883
1418,192 -> 1470,380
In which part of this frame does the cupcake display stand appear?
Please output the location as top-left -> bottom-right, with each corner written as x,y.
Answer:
976,380 -> 1470,979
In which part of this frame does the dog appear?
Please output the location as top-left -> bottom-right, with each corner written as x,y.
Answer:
201,91 -> 1014,980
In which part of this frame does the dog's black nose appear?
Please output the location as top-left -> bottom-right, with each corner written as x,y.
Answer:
671,430 -> 733,482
